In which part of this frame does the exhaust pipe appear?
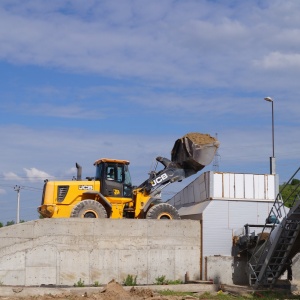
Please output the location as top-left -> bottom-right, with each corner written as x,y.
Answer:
76,162 -> 82,181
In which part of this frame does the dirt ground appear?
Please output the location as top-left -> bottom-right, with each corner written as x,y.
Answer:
0,280 -> 200,300
1,280 -> 299,300
184,133 -> 217,145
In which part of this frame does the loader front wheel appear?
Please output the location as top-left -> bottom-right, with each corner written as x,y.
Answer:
146,203 -> 180,220
71,200 -> 107,218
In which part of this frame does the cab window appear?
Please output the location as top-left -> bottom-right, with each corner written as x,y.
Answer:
106,166 -> 115,181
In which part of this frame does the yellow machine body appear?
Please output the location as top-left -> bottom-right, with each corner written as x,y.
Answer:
38,133 -> 219,220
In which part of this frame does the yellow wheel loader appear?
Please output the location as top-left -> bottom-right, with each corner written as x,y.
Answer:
38,133 -> 219,220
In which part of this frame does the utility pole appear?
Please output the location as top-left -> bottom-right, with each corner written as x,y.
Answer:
14,185 -> 21,224
212,133 -> 220,172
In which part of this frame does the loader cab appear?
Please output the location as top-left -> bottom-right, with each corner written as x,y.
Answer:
94,158 -> 133,198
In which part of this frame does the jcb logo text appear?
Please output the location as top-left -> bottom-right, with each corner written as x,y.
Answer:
79,185 -> 93,190
151,173 -> 168,187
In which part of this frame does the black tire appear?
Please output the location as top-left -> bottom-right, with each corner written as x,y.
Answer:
71,200 -> 107,218
146,203 -> 180,220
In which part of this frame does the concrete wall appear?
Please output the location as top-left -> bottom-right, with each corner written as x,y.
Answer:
205,256 -> 247,286
293,253 -> 300,288
0,218 -> 201,286
206,255 -> 300,290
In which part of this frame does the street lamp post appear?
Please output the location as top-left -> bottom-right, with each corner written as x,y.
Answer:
264,97 -> 275,174
14,185 -> 21,224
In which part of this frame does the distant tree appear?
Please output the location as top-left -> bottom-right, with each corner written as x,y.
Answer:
4,220 -> 26,226
280,178 -> 300,208
6,220 -> 15,226
291,178 -> 300,186
0,222 -> 3,228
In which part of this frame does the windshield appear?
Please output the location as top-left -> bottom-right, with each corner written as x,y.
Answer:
95,162 -> 132,186
123,164 -> 132,185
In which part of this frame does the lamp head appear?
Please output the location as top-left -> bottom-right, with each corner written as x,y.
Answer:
264,97 -> 273,102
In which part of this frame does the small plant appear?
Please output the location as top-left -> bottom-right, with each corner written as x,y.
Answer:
166,279 -> 183,285
159,289 -> 194,297
198,292 -> 214,299
0,281 -> 3,286
154,275 -> 167,285
123,274 -> 137,286
74,278 -> 85,287
154,275 -> 183,285
93,281 -> 100,287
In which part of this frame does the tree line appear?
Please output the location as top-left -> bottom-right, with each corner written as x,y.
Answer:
280,178 -> 300,208
0,220 -> 26,227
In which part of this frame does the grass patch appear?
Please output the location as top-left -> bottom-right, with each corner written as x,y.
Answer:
154,275 -> 183,285
73,278 -> 85,287
159,289 -> 195,297
123,274 -> 137,286
93,281 -> 100,287
157,290 -> 299,300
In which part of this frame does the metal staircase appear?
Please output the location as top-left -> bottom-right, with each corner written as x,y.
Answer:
248,167 -> 300,289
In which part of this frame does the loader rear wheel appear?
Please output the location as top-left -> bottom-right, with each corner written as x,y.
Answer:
71,200 -> 107,218
146,203 -> 180,220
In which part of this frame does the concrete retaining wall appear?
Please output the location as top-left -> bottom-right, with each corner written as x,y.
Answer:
206,255 -> 300,291
292,253 -> 300,292
0,219 -> 201,286
206,256 -> 248,286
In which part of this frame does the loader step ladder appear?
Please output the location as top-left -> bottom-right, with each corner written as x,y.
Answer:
248,167 -> 300,289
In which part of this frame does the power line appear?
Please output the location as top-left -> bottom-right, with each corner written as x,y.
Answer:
21,185 -> 43,191
0,183 -> 15,188
0,184 -> 42,191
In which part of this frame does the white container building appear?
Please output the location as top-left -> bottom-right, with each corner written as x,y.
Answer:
167,171 -> 278,280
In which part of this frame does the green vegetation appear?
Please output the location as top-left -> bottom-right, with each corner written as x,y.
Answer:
123,274 -> 137,286
280,178 -> 300,208
6,220 -> 15,226
93,281 -> 100,287
154,275 -> 168,285
73,278 -> 85,287
154,275 -> 183,285
0,220 -> 26,227
167,279 -> 183,284
158,290 -> 299,299
158,289 -> 194,297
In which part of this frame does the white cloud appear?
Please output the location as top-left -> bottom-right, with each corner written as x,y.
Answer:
2,168 -> 54,183
3,172 -> 22,181
2,0 -> 299,87
65,167 -> 77,175
21,103 -> 103,119
23,168 -> 54,182
254,52 -> 300,70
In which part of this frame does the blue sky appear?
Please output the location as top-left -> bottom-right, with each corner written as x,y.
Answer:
1,0 -> 300,224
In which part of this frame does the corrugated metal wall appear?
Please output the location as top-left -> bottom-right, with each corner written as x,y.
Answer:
201,200 -> 273,279
200,200 -> 273,257
212,173 -> 275,200
168,171 -> 276,207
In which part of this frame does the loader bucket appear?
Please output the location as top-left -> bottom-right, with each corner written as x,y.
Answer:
171,132 -> 220,172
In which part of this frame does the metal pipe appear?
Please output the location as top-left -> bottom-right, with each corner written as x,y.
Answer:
264,97 -> 275,174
